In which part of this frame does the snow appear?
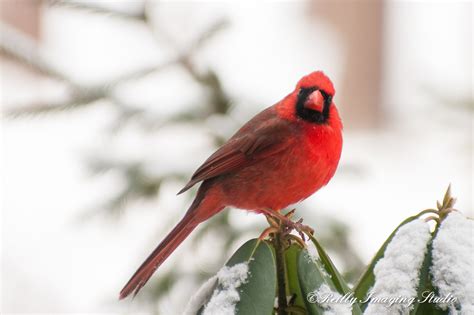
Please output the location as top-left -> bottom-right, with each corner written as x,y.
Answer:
431,212 -> 474,314
202,263 -> 249,315
2,2 -> 472,314
182,276 -> 218,315
364,219 -> 432,315
306,242 -> 331,279
307,240 -> 319,261
314,284 -> 353,315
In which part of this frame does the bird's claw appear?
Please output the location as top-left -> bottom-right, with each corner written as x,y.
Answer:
283,218 -> 314,242
285,209 -> 296,219
260,208 -> 314,246
258,226 -> 280,241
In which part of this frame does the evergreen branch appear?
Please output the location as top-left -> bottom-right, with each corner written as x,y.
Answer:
0,22 -> 69,81
47,0 -> 147,22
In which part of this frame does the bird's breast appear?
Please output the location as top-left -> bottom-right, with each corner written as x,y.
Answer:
220,123 -> 342,211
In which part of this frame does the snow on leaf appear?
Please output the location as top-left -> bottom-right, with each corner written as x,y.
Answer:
431,212 -> 474,314
182,276 -> 218,315
315,283 -> 352,315
364,219 -> 431,315
306,241 -> 331,279
202,262 -> 249,315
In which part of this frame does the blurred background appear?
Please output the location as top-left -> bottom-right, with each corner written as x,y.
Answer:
1,0 -> 472,313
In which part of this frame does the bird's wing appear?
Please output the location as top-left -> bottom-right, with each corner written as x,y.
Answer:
178,115 -> 296,194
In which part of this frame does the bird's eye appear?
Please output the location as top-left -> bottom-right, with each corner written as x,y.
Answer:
320,90 -> 332,105
297,87 -> 316,103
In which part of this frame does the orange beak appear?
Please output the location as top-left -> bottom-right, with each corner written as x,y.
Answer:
304,90 -> 325,112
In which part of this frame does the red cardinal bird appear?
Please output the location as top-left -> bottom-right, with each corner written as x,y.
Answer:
119,71 -> 343,299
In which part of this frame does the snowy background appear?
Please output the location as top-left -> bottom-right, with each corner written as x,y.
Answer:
1,0 -> 472,314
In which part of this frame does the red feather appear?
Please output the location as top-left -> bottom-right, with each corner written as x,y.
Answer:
119,71 -> 343,299
178,109 -> 296,194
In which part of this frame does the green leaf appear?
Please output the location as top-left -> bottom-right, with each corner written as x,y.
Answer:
285,244 -> 306,310
301,236 -> 363,315
412,225 -> 449,315
354,214 -> 421,311
229,239 -> 276,315
415,301 -> 450,315
307,234 -> 352,295
411,230 -> 435,314
199,239 -> 276,315
297,249 -> 328,315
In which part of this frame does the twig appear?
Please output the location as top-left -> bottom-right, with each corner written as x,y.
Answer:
273,228 -> 288,315
48,0 -> 146,21
0,22 -> 69,81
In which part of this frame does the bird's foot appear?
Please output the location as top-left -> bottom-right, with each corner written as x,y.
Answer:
283,217 -> 314,242
258,226 -> 280,241
260,208 -> 314,244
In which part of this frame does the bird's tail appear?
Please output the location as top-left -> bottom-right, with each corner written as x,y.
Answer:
119,184 -> 223,300
119,213 -> 197,299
